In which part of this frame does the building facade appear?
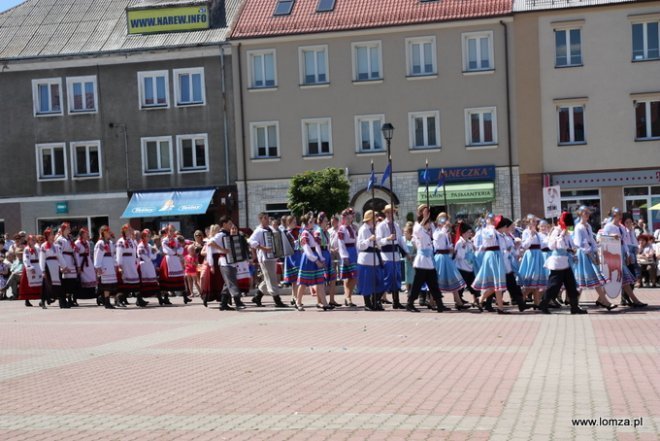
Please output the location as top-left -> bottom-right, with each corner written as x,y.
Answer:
514,0 -> 660,230
0,0 -> 242,237
231,0 -> 522,226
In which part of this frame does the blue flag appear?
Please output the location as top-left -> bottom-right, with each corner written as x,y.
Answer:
380,163 -> 391,187
421,167 -> 429,185
433,173 -> 446,196
367,169 -> 376,191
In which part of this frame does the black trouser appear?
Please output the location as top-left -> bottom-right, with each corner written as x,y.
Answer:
506,272 -> 525,307
541,268 -> 579,310
458,269 -> 480,297
409,268 -> 441,306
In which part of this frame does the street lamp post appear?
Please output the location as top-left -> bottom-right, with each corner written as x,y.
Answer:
381,123 -> 397,296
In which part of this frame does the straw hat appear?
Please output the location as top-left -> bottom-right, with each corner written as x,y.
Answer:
363,210 -> 375,223
383,204 -> 398,213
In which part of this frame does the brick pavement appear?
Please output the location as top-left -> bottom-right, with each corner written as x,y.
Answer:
0,288 -> 658,440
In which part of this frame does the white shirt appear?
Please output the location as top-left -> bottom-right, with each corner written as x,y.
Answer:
357,223 -> 380,266
521,228 -> 541,249
544,227 -> 574,270
454,237 -> 475,272
573,222 -> 597,254
376,219 -> 405,261
337,224 -> 357,259
412,222 -> 434,270
432,225 -> 453,251
249,225 -> 277,262
299,228 -> 322,263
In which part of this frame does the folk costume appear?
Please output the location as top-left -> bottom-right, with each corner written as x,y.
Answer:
407,208 -> 445,313
432,223 -> 466,292
137,234 -> 159,305
573,220 -> 608,288
297,226 -> 325,288
211,227 -> 245,311
283,227 -> 301,285
74,234 -> 97,299
160,236 -> 185,294
337,220 -> 358,280
518,227 -> 549,290
55,227 -> 79,306
18,240 -> 44,307
115,232 -> 140,306
454,223 -> 480,302
94,237 -> 118,309
40,234 -> 69,308
376,205 -> 407,309
357,212 -> 385,311
249,222 -> 288,308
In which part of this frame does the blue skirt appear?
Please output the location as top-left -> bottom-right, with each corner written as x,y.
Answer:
321,249 -> 336,282
339,246 -> 358,279
622,261 -> 636,286
284,250 -> 302,284
517,249 -> 548,289
472,250 -> 507,291
382,260 -> 402,292
573,249 -> 607,288
473,251 -> 484,274
433,253 -> 466,291
357,264 -> 384,296
297,254 -> 325,287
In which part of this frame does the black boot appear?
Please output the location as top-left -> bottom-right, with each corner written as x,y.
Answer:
115,294 -> 126,308
621,292 -> 632,306
157,293 -> 165,306
234,296 -> 246,310
96,295 -> 104,306
104,296 -> 115,309
392,292 -> 405,309
25,299 -> 33,307
251,290 -> 264,307
136,295 -> 148,307
163,294 -> 172,305
374,292 -> 384,311
364,295 -> 374,311
183,293 -> 192,304
69,296 -> 79,307
419,291 -> 428,307
431,292 -> 444,313
483,296 -> 495,312
58,294 -> 70,309
273,295 -> 289,308
219,294 -> 235,311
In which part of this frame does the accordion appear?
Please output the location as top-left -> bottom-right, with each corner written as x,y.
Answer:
264,229 -> 289,259
222,234 -> 250,264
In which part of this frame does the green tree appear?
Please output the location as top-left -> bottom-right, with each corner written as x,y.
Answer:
288,168 -> 350,217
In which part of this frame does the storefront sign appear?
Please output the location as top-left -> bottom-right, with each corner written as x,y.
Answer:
417,182 -> 495,205
121,189 -> 215,218
542,186 -> 561,218
55,201 -> 68,214
552,169 -> 660,189
418,165 -> 495,185
127,5 -> 210,35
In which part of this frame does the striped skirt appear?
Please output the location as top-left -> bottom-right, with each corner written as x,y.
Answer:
298,255 -> 325,287
321,249 -> 336,283
573,249 -> 607,289
339,247 -> 358,280
284,250 -> 301,284
517,249 -> 548,289
433,253 -> 466,291
472,250 -> 507,292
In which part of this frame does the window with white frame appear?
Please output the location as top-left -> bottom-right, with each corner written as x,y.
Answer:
555,28 -> 582,67
66,76 -> 98,113
302,118 -> 332,156
406,37 -> 436,76
32,78 -> 62,116
462,31 -> 494,72
249,50 -> 277,88
409,111 -> 440,149
177,134 -> 208,172
36,143 -> 67,180
251,122 -> 279,159
557,104 -> 586,145
173,68 -> 205,106
300,46 -> 328,84
141,137 -> 172,174
138,71 -> 169,108
465,108 -> 497,146
71,141 -> 101,178
355,115 -> 384,152
635,99 -> 660,140
352,41 -> 382,81
632,21 -> 659,61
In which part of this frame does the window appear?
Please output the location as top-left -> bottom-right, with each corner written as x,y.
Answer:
36,143 -> 67,181
173,68 -> 205,106
251,122 -> 279,159
274,0 -> 295,16
32,78 -> 62,116
248,50 -> 277,88
265,203 -> 290,218
66,76 -> 98,113
465,108 -> 497,146
409,111 -> 440,149
462,31 -> 494,72
302,118 -> 332,156
555,28 -> 582,67
352,41 -> 382,81
176,134 -> 208,173
632,21 -> 659,61
355,115 -> 384,152
141,137 -> 173,175
635,100 -> 660,140
300,46 -> 328,85
317,0 -> 335,12
557,105 -> 586,144
71,141 -> 101,179
138,71 -> 169,109
406,37 -> 436,76
561,189 -> 601,231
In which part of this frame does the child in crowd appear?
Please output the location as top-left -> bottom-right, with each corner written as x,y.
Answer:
184,244 -> 201,298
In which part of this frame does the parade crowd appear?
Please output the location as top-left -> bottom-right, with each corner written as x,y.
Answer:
0,204 -> 657,314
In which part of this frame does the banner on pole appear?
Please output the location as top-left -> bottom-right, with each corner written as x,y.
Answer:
543,186 -> 561,218
599,234 -> 622,299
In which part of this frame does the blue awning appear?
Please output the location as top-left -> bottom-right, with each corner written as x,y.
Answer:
121,189 -> 215,219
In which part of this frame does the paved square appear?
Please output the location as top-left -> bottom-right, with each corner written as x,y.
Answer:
1,289 -> 658,440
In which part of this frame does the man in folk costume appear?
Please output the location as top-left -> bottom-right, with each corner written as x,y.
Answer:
159,224 -> 185,305
94,226 -> 119,309
55,222 -> 79,307
207,215 -> 246,311
357,210 -> 385,311
337,208 -> 358,307
74,228 -> 98,301
376,204 -> 407,309
538,212 -> 587,315
136,229 -> 160,307
248,212 -> 289,308
40,228 -> 70,309
18,235 -> 44,308
115,224 -> 141,307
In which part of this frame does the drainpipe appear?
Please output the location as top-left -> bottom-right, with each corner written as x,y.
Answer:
220,45 -> 230,186
236,42 -> 249,226
501,20 -> 515,219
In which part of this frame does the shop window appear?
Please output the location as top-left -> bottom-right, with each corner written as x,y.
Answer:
561,189 -> 600,230
624,186 -> 649,196
265,203 -> 290,219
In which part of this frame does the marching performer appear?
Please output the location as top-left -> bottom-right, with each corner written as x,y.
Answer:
517,215 -> 548,307
74,228 -> 98,301
94,226 -> 118,309
337,208 -> 358,307
207,216 -> 245,311
472,216 -> 508,314
282,216 -> 301,306
248,212 -> 288,308
376,204 -> 407,310
572,206 -> 617,310
454,222 -> 481,308
294,213 -> 327,311
18,235 -> 44,308
538,212 -> 587,314
55,222 -> 79,307
433,213 -> 469,310
159,225 -> 185,305
357,210 -> 385,311
499,219 -> 532,313
136,229 -> 158,307
202,224 -> 223,307
40,228 -> 70,309
115,224 -> 141,307
315,213 -> 341,308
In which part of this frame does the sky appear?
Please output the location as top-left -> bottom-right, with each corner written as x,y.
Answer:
0,0 -> 25,13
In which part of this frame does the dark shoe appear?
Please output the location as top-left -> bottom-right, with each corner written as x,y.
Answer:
290,298 -> 296,306
322,305 -> 333,311
548,300 -> 561,309
518,303 -> 533,312
104,297 -> 115,309
455,303 -> 472,311
571,307 -> 588,315
96,296 -> 103,306
25,299 -> 33,307
419,292 -> 428,307
344,299 -> 357,307
595,301 -> 617,311
163,296 -> 173,305
483,302 -> 495,313
329,301 -> 342,307
39,300 -> 47,309
219,304 -> 235,311
252,290 -> 265,307
295,304 -> 305,311
234,297 -> 246,310
538,305 -> 551,314
381,299 -> 392,305
406,304 -> 420,313
364,296 -> 374,311
631,302 -> 648,308
136,296 -> 149,308
474,302 -> 483,312
70,299 -> 79,307
273,295 -> 288,308
496,308 -> 511,315
183,295 -> 192,304
392,302 -> 406,310
59,298 -> 70,309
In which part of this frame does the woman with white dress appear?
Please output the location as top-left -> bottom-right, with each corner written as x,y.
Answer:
40,228 -> 70,309
94,225 -> 118,309
19,235 -> 44,308
74,228 -> 98,301
432,213 -> 470,311
159,224 -> 185,305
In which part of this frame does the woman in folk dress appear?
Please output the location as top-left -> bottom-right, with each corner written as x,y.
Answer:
159,225 -> 185,305
55,222 -> 79,307
74,228 -> 98,301
94,225 -> 118,309
432,213 -> 470,311
116,224 -> 141,308
137,229 -> 160,307
40,228 -> 70,309
18,235 -> 44,308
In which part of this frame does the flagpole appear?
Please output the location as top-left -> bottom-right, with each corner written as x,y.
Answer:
442,168 -> 448,218
370,160 -> 377,308
425,158 -> 430,209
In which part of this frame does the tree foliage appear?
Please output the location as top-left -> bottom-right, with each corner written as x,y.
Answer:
288,168 -> 350,217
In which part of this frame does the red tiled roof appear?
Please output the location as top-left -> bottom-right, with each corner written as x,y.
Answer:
232,0 -> 513,39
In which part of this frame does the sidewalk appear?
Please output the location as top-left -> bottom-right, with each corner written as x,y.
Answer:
0,288 -> 658,440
